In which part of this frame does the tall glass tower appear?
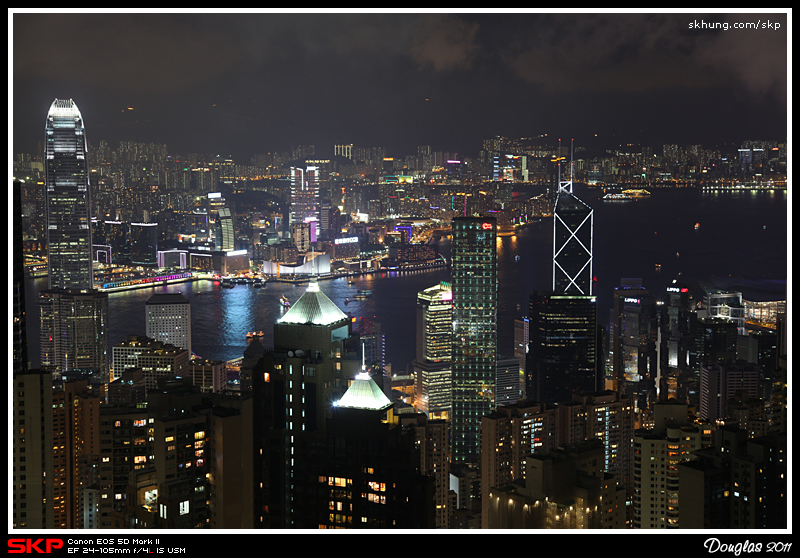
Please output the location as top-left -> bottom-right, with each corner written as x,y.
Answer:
451,216 -> 497,464
40,99 -> 108,378
552,148 -> 593,295
45,99 -> 93,291
290,165 -> 320,225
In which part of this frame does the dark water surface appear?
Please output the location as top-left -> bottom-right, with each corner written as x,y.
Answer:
25,186 -> 787,374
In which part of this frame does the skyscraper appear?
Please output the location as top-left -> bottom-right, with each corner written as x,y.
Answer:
451,216 -> 497,465
216,207 -> 235,252
39,99 -> 109,378
290,164 -> 320,225
44,99 -> 93,291
413,282 -> 453,418
253,279 -> 362,527
527,291 -> 599,404
525,145 -> 599,407
552,146 -> 593,295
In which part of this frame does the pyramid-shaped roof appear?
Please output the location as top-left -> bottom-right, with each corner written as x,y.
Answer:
277,280 -> 349,326
336,372 -> 392,411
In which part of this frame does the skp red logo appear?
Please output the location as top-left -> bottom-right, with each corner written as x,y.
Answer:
8,539 -> 64,554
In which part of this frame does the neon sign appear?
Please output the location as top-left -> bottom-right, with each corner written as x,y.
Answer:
482,223 -> 493,230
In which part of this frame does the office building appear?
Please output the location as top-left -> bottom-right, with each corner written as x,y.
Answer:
290,164 -> 320,225
699,361 -> 760,422
613,285 -> 659,421
189,358 -> 227,393
44,98 -> 93,291
216,207 -> 235,252
451,216 -> 497,464
39,99 -> 109,379
552,156 -> 593,295
146,293 -> 192,353
608,278 -> 648,387
659,282 -> 698,403
495,356 -> 521,406
513,317 -> 529,398
413,282 -> 453,418
527,291 -> 599,405
704,290 -> 746,334
130,222 -> 158,266
39,288 -> 109,379
111,335 -> 190,388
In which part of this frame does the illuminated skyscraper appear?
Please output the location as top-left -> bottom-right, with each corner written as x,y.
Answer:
290,165 -> 320,225
552,144 -> 593,295
44,98 -> 93,291
413,282 -> 453,418
253,279 -> 362,527
451,216 -> 497,465
39,99 -> 109,378
216,207 -> 236,252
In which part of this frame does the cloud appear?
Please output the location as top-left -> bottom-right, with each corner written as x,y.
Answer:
693,13 -> 788,101
409,14 -> 481,72
505,13 -> 787,99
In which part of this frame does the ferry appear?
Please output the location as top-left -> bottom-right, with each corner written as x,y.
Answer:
353,289 -> 372,299
280,295 -> 291,307
246,331 -> 265,339
602,192 -> 631,201
622,189 -> 651,197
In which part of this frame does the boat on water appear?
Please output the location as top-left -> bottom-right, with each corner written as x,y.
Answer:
515,255 -> 521,262
246,331 -> 265,339
280,295 -> 290,307
622,189 -> 651,197
353,289 -> 372,299
602,192 -> 632,201
694,222 -> 700,230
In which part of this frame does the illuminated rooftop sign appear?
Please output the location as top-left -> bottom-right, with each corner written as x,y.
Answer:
335,237 -> 359,245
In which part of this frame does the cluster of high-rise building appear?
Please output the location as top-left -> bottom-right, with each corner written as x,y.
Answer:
12,99 -> 787,531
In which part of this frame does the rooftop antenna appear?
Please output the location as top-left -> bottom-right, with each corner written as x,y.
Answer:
557,138 -> 573,195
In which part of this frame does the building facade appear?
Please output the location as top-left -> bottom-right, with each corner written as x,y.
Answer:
44,98 -> 93,291
451,216 -> 497,465
146,293 -> 192,353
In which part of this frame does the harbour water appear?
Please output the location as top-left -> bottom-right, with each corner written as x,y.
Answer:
23,186 -> 788,374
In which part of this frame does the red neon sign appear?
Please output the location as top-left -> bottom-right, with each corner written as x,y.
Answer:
482,223 -> 492,230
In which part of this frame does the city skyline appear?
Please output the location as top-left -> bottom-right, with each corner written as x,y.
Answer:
12,10 -> 789,161
11,9 -> 789,536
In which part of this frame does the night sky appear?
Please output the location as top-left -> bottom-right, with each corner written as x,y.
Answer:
12,10 -> 789,160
